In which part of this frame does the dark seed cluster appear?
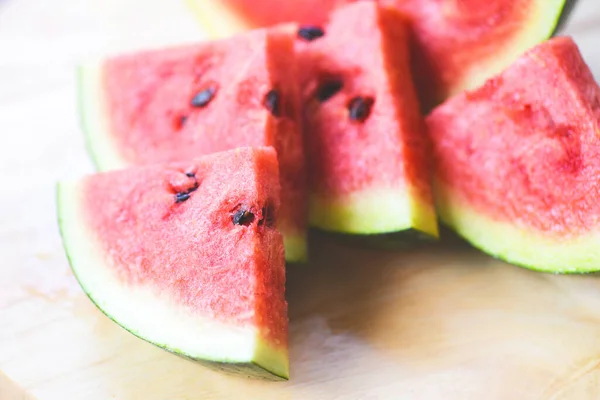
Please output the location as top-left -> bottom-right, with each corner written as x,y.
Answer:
231,203 -> 275,228
174,172 -> 200,204
175,191 -> 192,203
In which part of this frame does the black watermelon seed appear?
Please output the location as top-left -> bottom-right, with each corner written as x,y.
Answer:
175,192 -> 191,203
233,208 -> 255,226
174,176 -> 199,204
263,89 -> 281,117
191,84 -> 218,108
297,25 -> 325,42
348,96 -> 375,122
315,79 -> 343,103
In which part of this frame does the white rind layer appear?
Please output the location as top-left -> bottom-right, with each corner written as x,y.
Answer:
57,181 -> 289,379
77,62 -> 128,171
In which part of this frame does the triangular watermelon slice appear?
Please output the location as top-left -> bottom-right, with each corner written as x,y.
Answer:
427,36 -> 600,273
77,25 -> 308,263
298,2 -> 438,238
57,147 -> 289,380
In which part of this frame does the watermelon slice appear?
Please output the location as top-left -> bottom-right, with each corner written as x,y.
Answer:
57,147 -> 289,380
77,25 -> 308,262
298,2 -> 438,238
186,0 -> 575,110
427,36 -> 600,274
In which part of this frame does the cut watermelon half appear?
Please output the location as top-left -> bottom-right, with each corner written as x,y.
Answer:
298,2 -> 438,238
427,36 -> 600,273
77,25 -> 308,262
57,147 -> 289,379
186,0 -> 574,110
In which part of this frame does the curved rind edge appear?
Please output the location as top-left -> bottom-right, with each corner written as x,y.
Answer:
444,0 -> 570,103
434,181 -> 600,274
77,63 -> 127,172
55,182 -> 289,380
553,0 -> 579,34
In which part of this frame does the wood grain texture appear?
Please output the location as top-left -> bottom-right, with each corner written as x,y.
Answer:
2,1 -> 600,399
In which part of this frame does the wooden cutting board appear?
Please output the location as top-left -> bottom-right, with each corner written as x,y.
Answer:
2,1 -> 600,398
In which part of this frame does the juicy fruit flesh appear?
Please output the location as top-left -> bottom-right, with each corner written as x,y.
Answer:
428,36 -> 600,239
60,195 -> 288,378
102,31 -> 291,166
300,3 -> 437,236
83,25 -> 307,261
83,148 -> 286,344
58,147 -> 289,377
189,0 -> 567,110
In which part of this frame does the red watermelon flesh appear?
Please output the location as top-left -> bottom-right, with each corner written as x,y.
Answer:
80,25 -> 307,262
298,2 -> 438,236
58,147 -> 289,379
187,0 -> 569,111
427,36 -> 600,272
384,0 -> 568,109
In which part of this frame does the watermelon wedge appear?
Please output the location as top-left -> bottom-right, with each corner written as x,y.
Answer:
186,0 -> 575,110
427,36 -> 600,274
77,25 -> 308,262
57,147 -> 289,379
299,2 -> 438,238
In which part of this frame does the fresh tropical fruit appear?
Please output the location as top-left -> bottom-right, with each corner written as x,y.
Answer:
77,25 -> 308,262
187,0 -> 575,110
298,2 -> 438,238
57,147 -> 289,380
427,36 -> 600,274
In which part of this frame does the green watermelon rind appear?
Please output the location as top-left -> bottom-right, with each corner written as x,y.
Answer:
443,0 -> 571,103
56,182 -> 289,380
435,181 -> 600,274
77,63 -> 128,172
553,0 -> 579,34
309,188 -> 439,238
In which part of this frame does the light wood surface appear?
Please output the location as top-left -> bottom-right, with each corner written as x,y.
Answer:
2,1 -> 600,399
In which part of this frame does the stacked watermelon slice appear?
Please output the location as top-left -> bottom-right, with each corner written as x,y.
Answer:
58,0 -> 595,381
